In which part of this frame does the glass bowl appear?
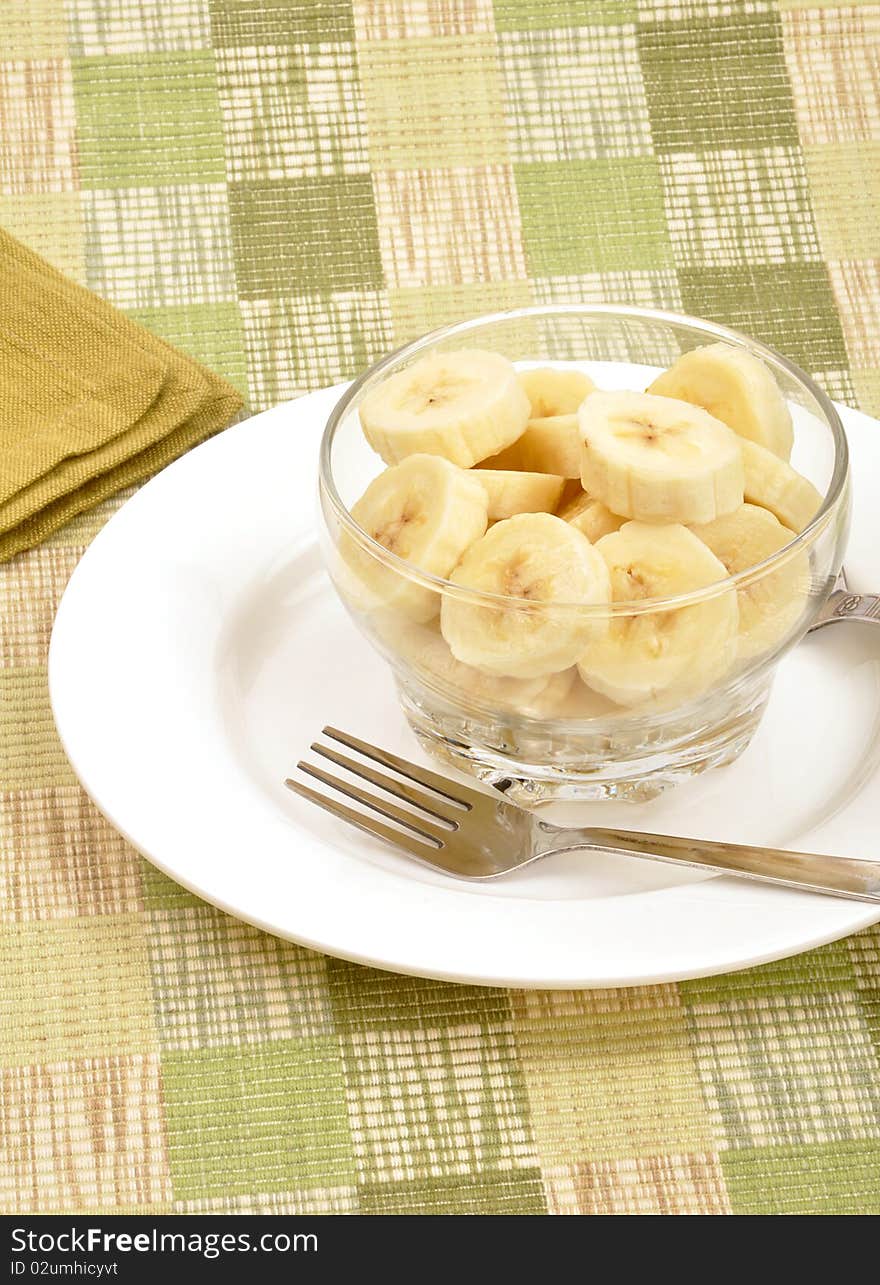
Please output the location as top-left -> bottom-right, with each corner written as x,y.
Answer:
318,305 -> 850,804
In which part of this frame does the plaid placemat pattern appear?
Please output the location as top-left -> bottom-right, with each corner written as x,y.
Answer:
1,0 -> 879,1215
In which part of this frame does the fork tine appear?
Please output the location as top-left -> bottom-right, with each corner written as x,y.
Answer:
296,760 -> 448,845
285,777 -> 444,860
311,741 -> 460,826
322,726 -> 475,809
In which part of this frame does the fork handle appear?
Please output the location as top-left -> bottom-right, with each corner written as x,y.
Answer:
573,827 -> 880,904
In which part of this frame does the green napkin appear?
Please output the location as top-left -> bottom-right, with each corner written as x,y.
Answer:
0,227 -> 244,561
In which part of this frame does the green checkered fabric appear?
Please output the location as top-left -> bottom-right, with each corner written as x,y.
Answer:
2,0 -> 879,1215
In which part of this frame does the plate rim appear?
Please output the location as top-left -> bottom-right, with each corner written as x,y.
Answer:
48,382 -> 880,988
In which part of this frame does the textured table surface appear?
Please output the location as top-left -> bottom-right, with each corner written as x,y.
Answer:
1,0 -> 879,1215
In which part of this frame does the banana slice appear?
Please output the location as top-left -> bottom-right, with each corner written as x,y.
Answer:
740,439 -> 823,533
690,504 -> 809,660
518,367 -> 595,418
479,414 -> 582,477
557,478 -> 585,508
440,513 -> 611,678
577,522 -> 738,707
396,624 -> 578,718
557,489 -> 624,543
476,469 -> 565,520
579,391 -> 744,525
557,675 -> 620,720
344,454 -> 488,622
514,667 -> 580,719
359,349 -> 530,468
648,342 -> 794,460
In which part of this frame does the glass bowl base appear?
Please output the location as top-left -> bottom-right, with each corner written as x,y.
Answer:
397,679 -> 771,807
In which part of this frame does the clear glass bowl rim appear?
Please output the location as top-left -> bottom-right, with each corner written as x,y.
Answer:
319,303 -> 849,616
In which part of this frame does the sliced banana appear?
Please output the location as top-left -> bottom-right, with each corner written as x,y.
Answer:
579,391 -> 744,525
557,488 -> 624,543
344,454 -> 488,622
740,438 -> 823,533
359,349 -> 530,468
476,469 -> 565,520
514,667 -> 580,719
648,342 -> 794,460
479,414 -> 582,477
397,625 -> 578,718
577,521 -> 738,707
440,512 -> 611,678
557,478 -> 585,508
690,504 -> 809,660
518,367 -> 595,418
557,676 -> 620,720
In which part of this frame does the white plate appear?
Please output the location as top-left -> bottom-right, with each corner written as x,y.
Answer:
49,376 -> 880,988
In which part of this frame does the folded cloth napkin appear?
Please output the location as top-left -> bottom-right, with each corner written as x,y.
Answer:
0,227 -> 244,561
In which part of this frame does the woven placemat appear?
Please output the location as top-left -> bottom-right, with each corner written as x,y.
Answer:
1,0 -> 878,1215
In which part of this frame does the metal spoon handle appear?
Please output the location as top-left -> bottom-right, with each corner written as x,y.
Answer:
810,589 -> 880,631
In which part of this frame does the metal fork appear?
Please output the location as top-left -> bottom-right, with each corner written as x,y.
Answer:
285,727 -> 880,902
